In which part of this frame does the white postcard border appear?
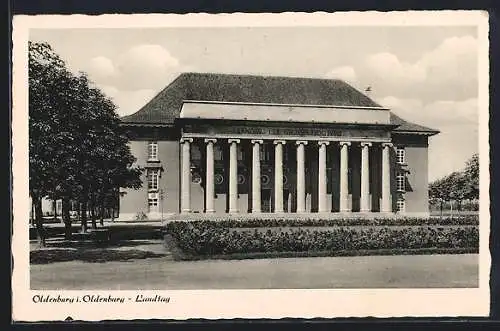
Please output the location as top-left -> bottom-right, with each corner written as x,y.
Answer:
12,11 -> 491,321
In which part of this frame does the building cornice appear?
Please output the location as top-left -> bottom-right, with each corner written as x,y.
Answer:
175,117 -> 400,130
182,99 -> 390,111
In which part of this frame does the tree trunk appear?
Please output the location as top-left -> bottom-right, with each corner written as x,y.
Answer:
33,196 -> 46,247
81,199 -> 88,233
31,202 -> 35,227
100,205 -> 105,226
439,199 -> 443,218
90,197 -> 97,230
52,199 -> 57,221
62,197 -> 72,240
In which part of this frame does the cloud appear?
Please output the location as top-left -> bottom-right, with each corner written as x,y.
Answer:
365,52 -> 426,86
87,56 -> 115,79
84,44 -> 188,91
377,96 -> 478,127
98,84 -> 157,117
114,44 -> 181,89
358,35 -> 478,102
376,96 -> 478,181
325,66 -> 358,86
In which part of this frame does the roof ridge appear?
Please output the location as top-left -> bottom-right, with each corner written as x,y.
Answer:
180,71 -> 346,82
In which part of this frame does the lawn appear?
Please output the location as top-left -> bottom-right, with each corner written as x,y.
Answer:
30,253 -> 479,289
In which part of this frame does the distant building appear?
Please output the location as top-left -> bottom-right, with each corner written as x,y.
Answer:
119,72 -> 439,220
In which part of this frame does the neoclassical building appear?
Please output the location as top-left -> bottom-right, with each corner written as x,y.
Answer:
119,72 -> 439,219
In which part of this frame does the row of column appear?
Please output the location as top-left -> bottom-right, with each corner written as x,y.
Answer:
180,137 -> 393,214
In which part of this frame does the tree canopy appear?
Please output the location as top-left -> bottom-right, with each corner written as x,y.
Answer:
29,41 -> 142,245
428,153 -> 479,210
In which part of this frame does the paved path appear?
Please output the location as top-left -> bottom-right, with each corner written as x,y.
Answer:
31,254 -> 478,290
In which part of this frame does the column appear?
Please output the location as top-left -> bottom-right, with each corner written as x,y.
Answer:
296,141 -> 308,213
318,141 -> 330,213
360,142 -> 372,212
205,138 -> 217,213
381,142 -> 393,213
180,137 -> 193,213
339,141 -> 351,213
251,140 -> 263,213
228,139 -> 240,213
274,140 -> 286,213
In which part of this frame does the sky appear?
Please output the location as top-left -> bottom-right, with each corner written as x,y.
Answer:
30,26 -> 479,181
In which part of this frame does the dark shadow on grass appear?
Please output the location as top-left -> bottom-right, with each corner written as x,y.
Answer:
43,239 -> 163,249
30,248 -> 167,264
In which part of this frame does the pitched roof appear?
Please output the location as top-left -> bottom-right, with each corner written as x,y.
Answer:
389,113 -> 439,135
121,72 -> 439,135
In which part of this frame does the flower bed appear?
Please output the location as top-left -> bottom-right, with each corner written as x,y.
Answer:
165,221 -> 479,260
165,214 -> 478,228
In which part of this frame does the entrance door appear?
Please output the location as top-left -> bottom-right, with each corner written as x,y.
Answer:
261,189 -> 272,213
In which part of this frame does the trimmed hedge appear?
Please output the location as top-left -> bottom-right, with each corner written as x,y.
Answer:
30,249 -> 166,264
165,222 -> 479,258
165,215 -> 479,228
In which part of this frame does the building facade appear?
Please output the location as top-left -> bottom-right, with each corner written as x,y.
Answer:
119,73 -> 439,220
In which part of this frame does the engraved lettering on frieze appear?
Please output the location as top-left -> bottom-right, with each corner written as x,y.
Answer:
184,124 -> 387,138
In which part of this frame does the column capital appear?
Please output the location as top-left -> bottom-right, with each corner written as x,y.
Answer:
251,139 -> 264,144
339,141 -> 351,147
318,141 -> 330,146
180,137 -> 193,144
273,140 -> 286,145
204,138 -> 217,143
228,138 -> 241,144
382,142 -> 394,148
360,142 -> 372,147
295,140 -> 308,145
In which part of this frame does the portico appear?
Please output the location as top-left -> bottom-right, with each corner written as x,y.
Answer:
177,103 -> 398,215
119,72 -> 439,220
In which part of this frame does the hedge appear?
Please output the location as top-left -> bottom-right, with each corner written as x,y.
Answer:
165,222 -> 479,258
165,215 -> 479,228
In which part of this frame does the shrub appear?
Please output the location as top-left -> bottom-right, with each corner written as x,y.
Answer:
165,221 -> 479,257
165,214 -> 479,228
135,212 -> 148,222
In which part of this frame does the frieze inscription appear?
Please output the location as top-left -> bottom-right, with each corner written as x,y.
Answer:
183,124 -> 389,139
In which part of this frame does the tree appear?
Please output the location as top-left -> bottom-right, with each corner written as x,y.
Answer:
463,153 -> 479,200
428,153 -> 480,214
29,41 -> 143,243
29,41 -> 70,246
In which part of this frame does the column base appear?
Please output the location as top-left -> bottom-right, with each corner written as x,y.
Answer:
251,210 -> 261,214
205,209 -> 215,214
181,209 -> 191,214
229,209 -> 239,213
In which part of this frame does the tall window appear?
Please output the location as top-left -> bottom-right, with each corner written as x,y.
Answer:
191,145 -> 201,161
396,147 -> 405,164
147,169 -> 159,191
260,145 -> 271,161
148,141 -> 158,161
237,145 -> 244,161
215,145 -> 223,161
396,172 -> 405,192
396,196 -> 405,212
148,192 -> 159,207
